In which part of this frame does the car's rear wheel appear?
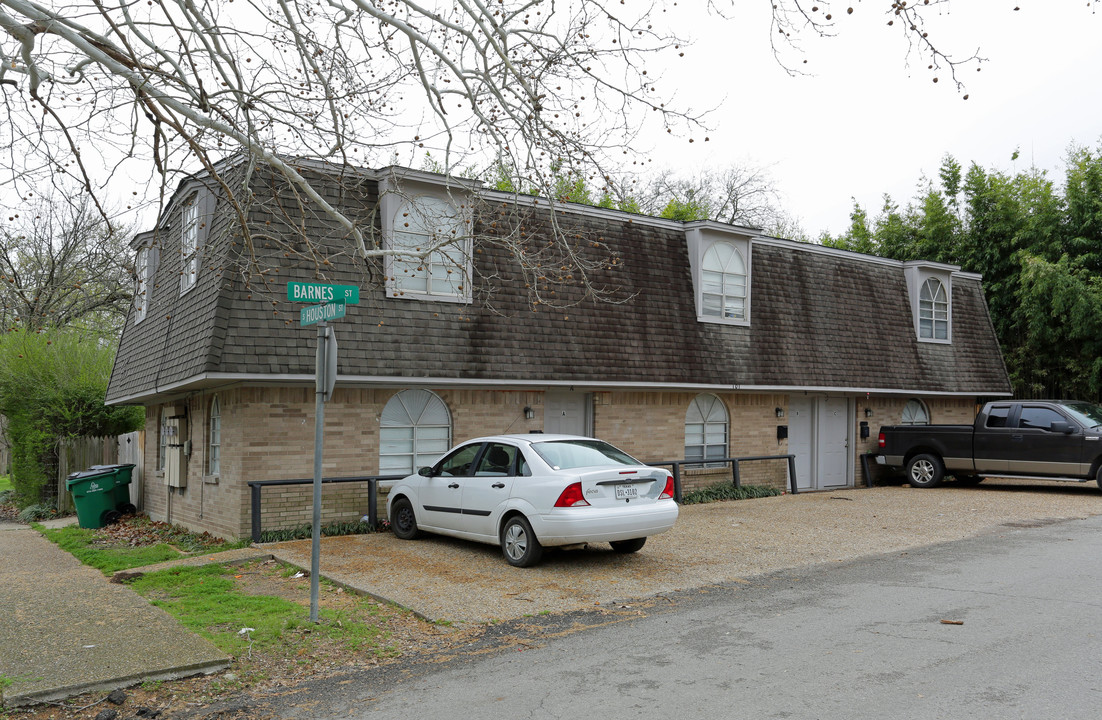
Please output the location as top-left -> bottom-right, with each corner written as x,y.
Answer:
610,537 -> 646,553
501,515 -> 542,567
906,453 -> 944,488
390,497 -> 422,540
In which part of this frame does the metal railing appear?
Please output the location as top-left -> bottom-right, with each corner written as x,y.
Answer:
247,474 -> 403,542
248,454 -> 799,540
646,454 -> 798,502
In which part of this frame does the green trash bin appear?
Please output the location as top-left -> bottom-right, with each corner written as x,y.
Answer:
66,464 -> 136,529
89,464 -> 137,516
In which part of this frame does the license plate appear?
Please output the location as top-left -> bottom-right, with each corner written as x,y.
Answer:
615,485 -> 639,500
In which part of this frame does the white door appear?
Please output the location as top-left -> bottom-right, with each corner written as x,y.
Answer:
787,396 -> 852,491
817,398 -> 850,489
544,391 -> 592,436
788,397 -> 814,492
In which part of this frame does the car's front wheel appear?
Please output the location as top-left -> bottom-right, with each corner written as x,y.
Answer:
390,497 -> 422,540
501,515 -> 543,567
610,537 -> 646,553
906,453 -> 945,488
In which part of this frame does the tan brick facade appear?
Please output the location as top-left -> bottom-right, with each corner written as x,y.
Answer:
138,386 -> 983,538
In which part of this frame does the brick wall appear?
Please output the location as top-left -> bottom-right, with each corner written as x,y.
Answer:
137,387 -> 983,538
594,391 -> 791,493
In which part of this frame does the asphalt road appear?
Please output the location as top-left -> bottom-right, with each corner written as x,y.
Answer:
271,512 -> 1102,720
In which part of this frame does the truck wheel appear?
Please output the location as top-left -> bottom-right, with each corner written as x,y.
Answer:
906,453 -> 944,488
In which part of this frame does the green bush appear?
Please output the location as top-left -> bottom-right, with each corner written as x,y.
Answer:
258,520 -> 380,543
17,504 -> 59,522
0,329 -> 143,508
680,483 -> 783,505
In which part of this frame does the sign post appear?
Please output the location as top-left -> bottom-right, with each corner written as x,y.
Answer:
287,282 -> 357,622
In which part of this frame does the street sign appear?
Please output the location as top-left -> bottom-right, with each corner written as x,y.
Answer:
300,301 -> 346,326
316,326 -> 338,402
287,282 -> 360,305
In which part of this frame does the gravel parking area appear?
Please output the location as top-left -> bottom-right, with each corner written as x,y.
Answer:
264,479 -> 1102,625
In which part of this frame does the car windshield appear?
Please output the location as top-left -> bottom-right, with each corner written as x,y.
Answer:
530,440 -> 640,470
1061,402 -> 1102,429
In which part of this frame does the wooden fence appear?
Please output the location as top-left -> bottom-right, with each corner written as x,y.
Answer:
56,432 -> 144,513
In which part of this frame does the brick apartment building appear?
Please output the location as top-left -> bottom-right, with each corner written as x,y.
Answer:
105,160 -> 1011,539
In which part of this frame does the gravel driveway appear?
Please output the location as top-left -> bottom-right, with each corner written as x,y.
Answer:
264,479 -> 1102,625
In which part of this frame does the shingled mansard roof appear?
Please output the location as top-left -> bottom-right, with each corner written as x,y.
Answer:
106,161 -> 1012,405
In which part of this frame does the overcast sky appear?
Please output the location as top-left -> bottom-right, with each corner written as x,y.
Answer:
643,2 -> 1102,238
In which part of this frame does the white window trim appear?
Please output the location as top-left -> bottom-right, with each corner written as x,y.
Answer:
686,225 -> 753,327
901,398 -> 930,425
207,395 -> 221,476
180,194 -> 201,294
157,407 -> 168,473
380,389 -> 453,475
380,178 -> 473,304
684,393 -> 730,468
135,246 -> 150,323
903,262 -> 953,344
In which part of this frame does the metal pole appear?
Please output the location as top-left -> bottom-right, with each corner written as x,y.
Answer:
309,321 -> 327,623
250,484 -> 262,543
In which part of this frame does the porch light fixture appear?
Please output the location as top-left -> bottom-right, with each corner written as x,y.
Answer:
864,407 -> 873,418
775,407 -> 784,418
523,406 -> 535,420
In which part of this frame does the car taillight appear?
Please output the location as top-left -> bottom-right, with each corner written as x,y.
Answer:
554,482 -> 590,507
659,473 -> 675,499
878,431 -> 886,449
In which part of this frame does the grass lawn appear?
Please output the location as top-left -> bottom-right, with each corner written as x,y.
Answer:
130,563 -> 395,657
37,516 -> 248,574
0,474 -> 11,493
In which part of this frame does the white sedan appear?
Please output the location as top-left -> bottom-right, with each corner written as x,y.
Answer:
386,434 -> 679,567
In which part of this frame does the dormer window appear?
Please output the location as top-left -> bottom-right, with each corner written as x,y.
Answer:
388,196 -> 468,299
181,194 -> 201,292
379,171 -> 473,304
686,224 -> 752,326
919,278 -> 948,340
131,231 -> 158,324
135,247 -> 150,322
701,242 -> 747,320
904,262 -> 953,343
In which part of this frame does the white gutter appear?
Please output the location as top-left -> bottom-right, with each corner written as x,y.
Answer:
107,371 -> 1012,405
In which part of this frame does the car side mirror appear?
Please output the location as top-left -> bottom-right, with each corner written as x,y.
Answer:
1049,421 -> 1075,434
418,466 -> 435,477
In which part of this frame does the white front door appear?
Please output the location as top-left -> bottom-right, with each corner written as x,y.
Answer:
787,396 -> 852,491
544,391 -> 592,436
817,398 -> 850,489
788,397 -> 814,492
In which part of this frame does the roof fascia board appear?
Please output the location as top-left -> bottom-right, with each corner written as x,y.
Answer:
107,371 -> 1010,405
903,259 -> 961,273
373,165 -> 484,193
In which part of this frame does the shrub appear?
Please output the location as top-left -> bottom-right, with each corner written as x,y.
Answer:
258,520 -> 383,543
679,483 -> 783,505
18,504 -> 59,522
0,329 -> 143,508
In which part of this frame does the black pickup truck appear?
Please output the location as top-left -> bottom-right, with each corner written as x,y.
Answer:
877,400 -> 1102,489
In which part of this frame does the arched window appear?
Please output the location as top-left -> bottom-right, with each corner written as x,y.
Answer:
380,390 -> 452,474
901,398 -> 930,425
208,395 -> 221,475
701,241 -> 747,320
390,196 -> 467,298
158,407 -> 168,472
919,278 -> 948,340
685,394 -> 729,466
